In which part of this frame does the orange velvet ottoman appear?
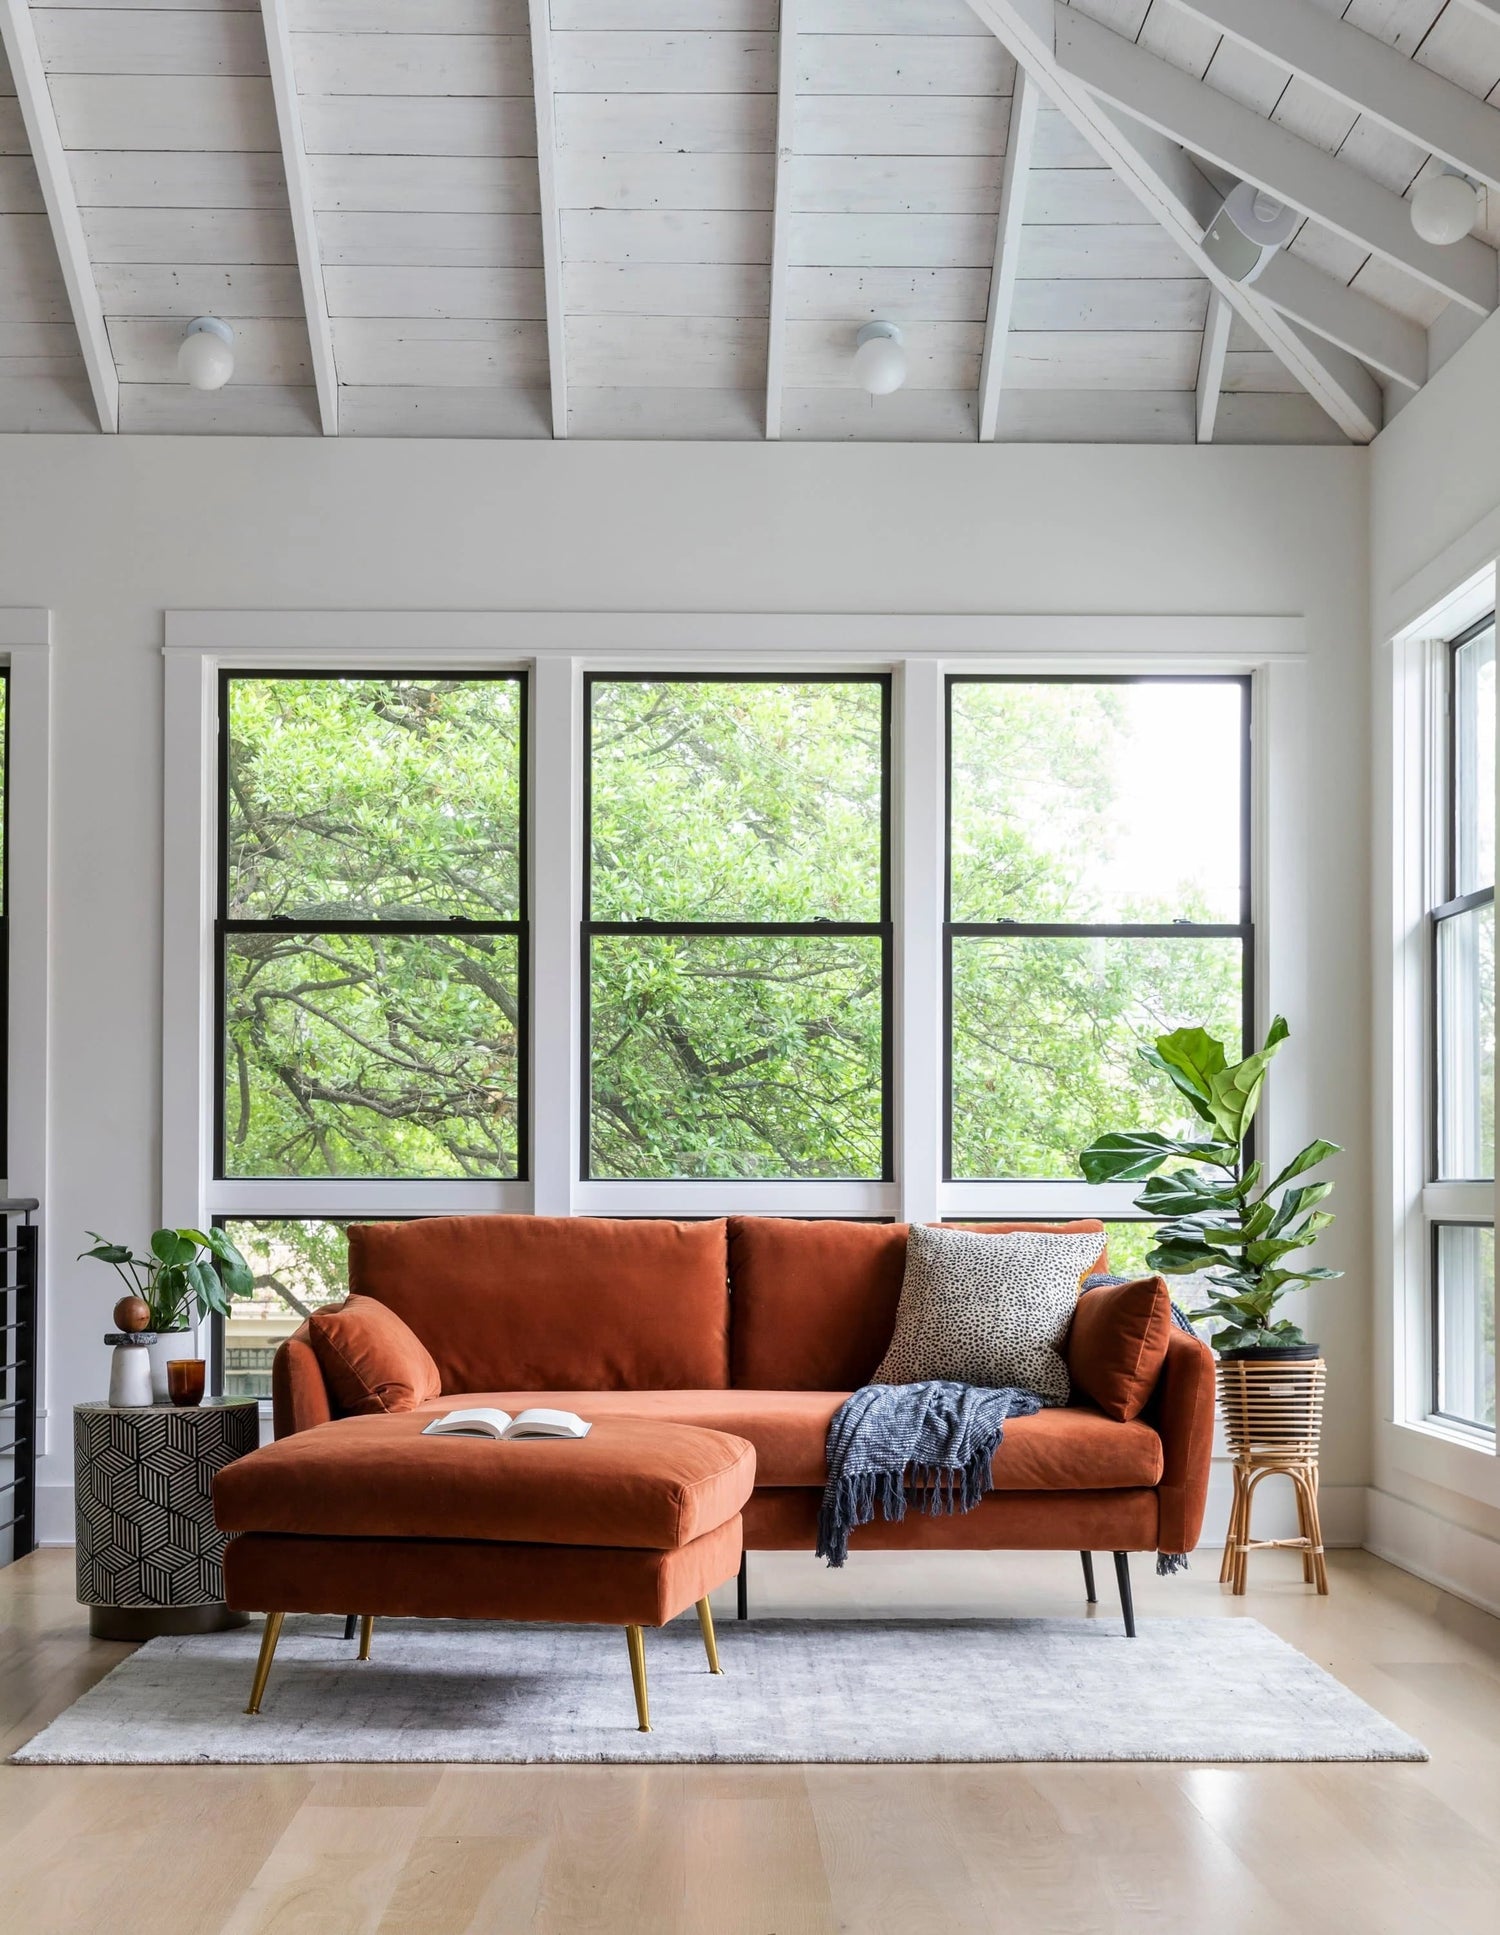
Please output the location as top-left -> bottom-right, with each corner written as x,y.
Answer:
212,1415 -> 755,1731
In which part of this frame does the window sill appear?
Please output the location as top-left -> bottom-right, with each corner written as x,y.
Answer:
1386,1414 -> 1500,1510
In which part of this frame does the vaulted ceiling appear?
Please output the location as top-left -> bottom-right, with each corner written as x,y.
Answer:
0,0 -> 1497,443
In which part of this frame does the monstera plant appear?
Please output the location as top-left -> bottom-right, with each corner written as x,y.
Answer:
1079,1018 -> 1341,1356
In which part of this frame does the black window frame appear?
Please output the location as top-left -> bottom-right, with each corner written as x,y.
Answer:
943,672 -> 1255,1183
580,670 -> 894,1183
1429,612 -> 1496,1188
213,668 -> 531,1184
1427,611 -> 1497,1430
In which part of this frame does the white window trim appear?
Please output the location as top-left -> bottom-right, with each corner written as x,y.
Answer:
162,610 -> 1307,1348
2,610 -> 52,1452
1381,564 -> 1499,1507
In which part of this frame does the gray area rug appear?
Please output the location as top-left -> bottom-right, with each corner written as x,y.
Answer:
12,1615 -> 1425,1766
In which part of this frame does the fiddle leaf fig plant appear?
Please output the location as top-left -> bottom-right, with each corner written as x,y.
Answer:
80,1227 -> 254,1333
1079,1017 -> 1341,1354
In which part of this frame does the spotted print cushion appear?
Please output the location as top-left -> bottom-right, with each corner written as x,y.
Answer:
873,1224 -> 1102,1405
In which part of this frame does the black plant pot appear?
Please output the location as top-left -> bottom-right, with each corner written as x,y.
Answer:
1218,1343 -> 1321,1362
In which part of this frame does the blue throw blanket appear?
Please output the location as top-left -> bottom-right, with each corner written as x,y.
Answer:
815,1380 -> 1040,1568
816,1279 -> 1200,1573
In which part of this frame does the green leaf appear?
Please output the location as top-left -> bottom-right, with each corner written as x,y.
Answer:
150,1228 -> 195,1268
1267,1180 -> 1334,1237
1264,1138 -> 1341,1195
1079,1130 -> 1236,1184
1136,1171 -> 1239,1215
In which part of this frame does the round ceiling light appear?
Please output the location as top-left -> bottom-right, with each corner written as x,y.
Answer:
854,321 -> 907,396
1410,171 -> 1480,246
178,316 -> 235,391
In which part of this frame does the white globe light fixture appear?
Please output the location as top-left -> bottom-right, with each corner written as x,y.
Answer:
854,321 -> 907,396
177,316 -> 235,391
1410,170 -> 1480,246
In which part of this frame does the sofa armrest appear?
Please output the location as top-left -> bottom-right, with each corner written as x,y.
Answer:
271,1323 -> 333,1439
1150,1328 -> 1216,1556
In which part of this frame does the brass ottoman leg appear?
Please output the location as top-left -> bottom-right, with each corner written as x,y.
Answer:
245,1611 -> 285,1715
697,1596 -> 723,1675
357,1615 -> 374,1661
625,1624 -> 651,1732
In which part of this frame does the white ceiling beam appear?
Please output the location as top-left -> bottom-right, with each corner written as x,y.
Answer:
528,0 -> 566,438
1195,290 -> 1230,443
977,64 -> 1038,442
1254,249 -> 1425,391
765,0 -> 798,441
0,0 -> 117,432
260,0 -> 337,436
1172,0 -> 1500,193
1056,7 -> 1498,317
963,0 -> 1381,442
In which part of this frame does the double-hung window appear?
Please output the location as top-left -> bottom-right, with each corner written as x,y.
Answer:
583,675 -> 891,1181
213,672 -> 527,1392
1429,617 -> 1496,1434
945,676 -> 1252,1198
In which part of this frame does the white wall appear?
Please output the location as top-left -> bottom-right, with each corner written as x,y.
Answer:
0,434 -> 1371,1546
1371,312 -> 1500,1611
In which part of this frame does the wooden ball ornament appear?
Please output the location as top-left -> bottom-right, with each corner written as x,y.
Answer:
113,1295 -> 151,1334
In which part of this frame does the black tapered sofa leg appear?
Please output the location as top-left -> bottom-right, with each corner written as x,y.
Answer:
1080,1551 -> 1097,1605
1113,1551 -> 1136,1638
342,1614 -> 357,1642
736,1553 -> 748,1622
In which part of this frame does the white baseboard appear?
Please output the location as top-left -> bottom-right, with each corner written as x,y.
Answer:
1365,1486 -> 1500,1619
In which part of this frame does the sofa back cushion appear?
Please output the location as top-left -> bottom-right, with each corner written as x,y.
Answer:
347,1216 -> 730,1393
1066,1274 -> 1174,1421
727,1217 -> 1107,1390
307,1294 -> 442,1417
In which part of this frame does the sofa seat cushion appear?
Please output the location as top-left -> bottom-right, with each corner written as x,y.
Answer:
214,1415 -> 754,1552
403,1391 -> 1164,1492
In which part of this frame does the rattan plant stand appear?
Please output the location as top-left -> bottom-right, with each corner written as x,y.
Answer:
1217,1357 -> 1328,1595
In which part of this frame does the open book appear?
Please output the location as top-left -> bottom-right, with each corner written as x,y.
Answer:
421,1406 -> 591,1441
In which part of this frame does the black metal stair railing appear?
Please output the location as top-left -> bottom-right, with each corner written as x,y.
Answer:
0,1198 -> 39,1565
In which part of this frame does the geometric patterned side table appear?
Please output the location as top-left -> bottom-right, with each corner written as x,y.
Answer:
74,1398 -> 259,1639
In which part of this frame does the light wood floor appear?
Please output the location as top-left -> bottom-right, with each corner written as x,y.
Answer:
2,1544 -> 1498,1934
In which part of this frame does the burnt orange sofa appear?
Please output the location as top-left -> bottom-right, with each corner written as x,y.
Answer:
268,1215 -> 1216,1625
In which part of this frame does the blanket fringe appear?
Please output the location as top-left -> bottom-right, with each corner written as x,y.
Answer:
1156,1553 -> 1189,1577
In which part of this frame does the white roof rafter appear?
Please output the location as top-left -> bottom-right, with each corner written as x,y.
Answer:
977,64 -> 1038,443
1172,0 -> 1500,192
0,0 -> 117,432
963,0 -> 1382,442
1055,6 -> 1498,318
528,0 -> 567,440
765,0 -> 798,442
260,0 -> 337,437
1195,291 -> 1230,444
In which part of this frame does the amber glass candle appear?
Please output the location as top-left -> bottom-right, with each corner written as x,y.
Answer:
166,1358 -> 206,1407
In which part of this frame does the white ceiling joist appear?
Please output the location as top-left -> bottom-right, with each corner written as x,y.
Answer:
260,0 -> 337,437
0,0 -> 117,432
963,0 -> 1382,442
1056,7 -> 1498,318
1195,292 -> 1230,444
1172,0 -> 1500,193
764,0 -> 798,441
528,0 -> 567,439
977,65 -> 1038,443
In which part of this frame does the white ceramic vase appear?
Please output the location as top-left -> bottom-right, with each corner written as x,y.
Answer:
147,1330 -> 192,1402
107,1342 -> 153,1408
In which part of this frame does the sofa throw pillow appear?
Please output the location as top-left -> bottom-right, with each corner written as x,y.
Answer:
1066,1274 -> 1174,1421
308,1294 -> 442,1417
873,1224 -> 1102,1405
